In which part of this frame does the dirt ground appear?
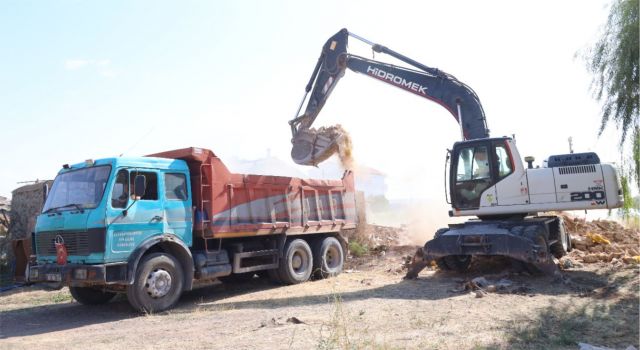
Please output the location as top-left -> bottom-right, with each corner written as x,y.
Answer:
0,246 -> 638,350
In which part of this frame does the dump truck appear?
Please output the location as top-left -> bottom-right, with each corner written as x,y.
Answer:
27,147 -> 357,311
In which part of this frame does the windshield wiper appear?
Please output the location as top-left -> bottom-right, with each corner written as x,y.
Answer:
43,203 -> 85,214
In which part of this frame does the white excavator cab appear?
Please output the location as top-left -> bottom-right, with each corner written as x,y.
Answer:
449,137 -> 623,218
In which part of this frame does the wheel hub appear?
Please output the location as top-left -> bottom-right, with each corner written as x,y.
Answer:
292,254 -> 303,270
145,269 -> 172,298
325,247 -> 339,268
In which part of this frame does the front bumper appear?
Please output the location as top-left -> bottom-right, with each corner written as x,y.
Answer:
28,262 -> 128,287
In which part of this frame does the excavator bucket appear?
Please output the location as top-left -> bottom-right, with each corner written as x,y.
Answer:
291,125 -> 351,167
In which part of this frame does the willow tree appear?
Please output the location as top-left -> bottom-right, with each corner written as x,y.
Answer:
586,0 -> 639,214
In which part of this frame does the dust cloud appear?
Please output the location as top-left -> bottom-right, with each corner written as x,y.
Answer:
366,198 -> 464,246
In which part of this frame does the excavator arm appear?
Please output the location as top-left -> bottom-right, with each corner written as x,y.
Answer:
289,28 -> 490,166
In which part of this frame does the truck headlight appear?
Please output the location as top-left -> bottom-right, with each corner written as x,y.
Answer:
74,268 -> 87,280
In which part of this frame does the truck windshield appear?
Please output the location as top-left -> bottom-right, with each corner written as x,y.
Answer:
42,166 -> 112,213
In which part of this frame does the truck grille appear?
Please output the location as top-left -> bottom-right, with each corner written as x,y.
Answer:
36,231 -> 92,256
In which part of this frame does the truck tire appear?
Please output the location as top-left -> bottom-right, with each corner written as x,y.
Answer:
267,268 -> 283,284
443,255 -> 472,272
69,286 -> 116,305
126,252 -> 184,313
312,237 -> 344,279
278,239 -> 313,284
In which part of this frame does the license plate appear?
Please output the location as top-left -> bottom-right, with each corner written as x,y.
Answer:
46,273 -> 61,282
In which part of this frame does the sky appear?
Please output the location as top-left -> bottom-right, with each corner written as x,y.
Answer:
0,0 -> 619,203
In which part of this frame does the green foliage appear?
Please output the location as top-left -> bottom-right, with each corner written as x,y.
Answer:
620,174 -> 634,217
586,0 -> 639,145
634,128 -> 640,187
348,241 -> 369,257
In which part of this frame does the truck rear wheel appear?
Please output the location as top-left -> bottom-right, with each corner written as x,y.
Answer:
313,237 -> 344,279
278,239 -> 313,284
127,252 -> 184,313
267,268 -> 283,284
69,286 -> 116,305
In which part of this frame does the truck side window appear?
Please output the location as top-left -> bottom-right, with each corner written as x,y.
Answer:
129,171 -> 158,200
495,144 -> 513,179
111,169 -> 129,208
165,173 -> 188,200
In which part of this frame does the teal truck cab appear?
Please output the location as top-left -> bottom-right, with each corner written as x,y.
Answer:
28,148 -> 357,312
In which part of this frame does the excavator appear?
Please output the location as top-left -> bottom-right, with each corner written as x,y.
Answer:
289,28 -> 624,276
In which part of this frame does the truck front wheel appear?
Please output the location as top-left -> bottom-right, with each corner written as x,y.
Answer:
69,286 -> 116,305
127,252 -> 184,313
278,239 -> 313,284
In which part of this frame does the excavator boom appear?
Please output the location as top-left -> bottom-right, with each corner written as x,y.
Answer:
290,28 -> 490,166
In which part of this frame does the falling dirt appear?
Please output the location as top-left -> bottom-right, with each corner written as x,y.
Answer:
311,124 -> 355,170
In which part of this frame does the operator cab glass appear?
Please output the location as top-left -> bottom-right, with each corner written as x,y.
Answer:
451,139 -> 513,209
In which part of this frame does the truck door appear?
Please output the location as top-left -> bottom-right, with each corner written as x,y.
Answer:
106,169 -> 163,260
161,172 -> 192,247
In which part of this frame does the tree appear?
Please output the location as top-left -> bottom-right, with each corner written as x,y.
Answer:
585,0 -> 639,215
587,0 -> 639,146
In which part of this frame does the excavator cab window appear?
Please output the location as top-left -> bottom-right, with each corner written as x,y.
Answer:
495,144 -> 513,179
451,141 -> 508,209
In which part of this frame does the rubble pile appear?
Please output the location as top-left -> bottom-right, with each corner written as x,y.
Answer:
562,214 -> 640,265
363,224 -> 403,248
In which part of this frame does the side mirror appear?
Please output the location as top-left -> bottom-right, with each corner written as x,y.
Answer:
134,175 -> 146,198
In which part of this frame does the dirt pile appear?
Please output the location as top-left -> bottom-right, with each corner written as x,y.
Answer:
562,214 -> 640,265
362,224 -> 403,248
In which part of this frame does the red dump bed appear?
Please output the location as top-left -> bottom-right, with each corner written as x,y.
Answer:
148,147 -> 357,239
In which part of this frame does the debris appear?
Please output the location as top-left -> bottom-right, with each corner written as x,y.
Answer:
622,256 -> 640,264
471,277 -> 490,288
496,278 -> 513,288
561,213 -> 639,265
360,278 -> 373,285
578,342 -> 637,350
474,290 -> 485,298
587,232 -> 611,245
560,258 -> 574,269
286,317 -> 305,325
